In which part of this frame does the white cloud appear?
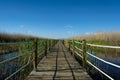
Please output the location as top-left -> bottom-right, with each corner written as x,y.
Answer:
64,25 -> 74,35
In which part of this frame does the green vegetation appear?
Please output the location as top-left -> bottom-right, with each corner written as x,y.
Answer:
0,33 -> 34,55
0,33 -> 57,80
0,33 -> 35,42
74,32 -> 120,46
65,32 -> 120,80
65,32 -> 120,59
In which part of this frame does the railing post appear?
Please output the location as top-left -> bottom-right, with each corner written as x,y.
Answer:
68,40 -> 70,51
63,40 -> 64,45
48,40 -> 50,51
51,40 -> 52,48
49,40 -> 50,51
45,39 -> 47,56
33,38 -> 38,71
73,39 -> 75,56
82,39 -> 86,68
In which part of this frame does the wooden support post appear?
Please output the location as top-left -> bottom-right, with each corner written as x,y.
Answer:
68,40 -> 70,51
50,40 -> 51,48
63,40 -> 64,45
51,40 -> 53,48
45,40 -> 47,56
82,39 -> 86,68
73,39 -> 75,56
49,40 -> 51,51
33,38 -> 38,71
51,40 -> 52,47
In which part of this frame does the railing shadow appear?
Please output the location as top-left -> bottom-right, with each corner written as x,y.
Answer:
62,50 -> 76,79
36,67 -> 81,72
36,41 -> 80,80
53,44 -> 59,80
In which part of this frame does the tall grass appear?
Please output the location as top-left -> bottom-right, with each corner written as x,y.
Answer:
74,32 -> 120,46
0,33 -> 43,55
0,33 -> 36,42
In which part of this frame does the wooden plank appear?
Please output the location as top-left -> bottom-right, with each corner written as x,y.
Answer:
26,41 -> 92,80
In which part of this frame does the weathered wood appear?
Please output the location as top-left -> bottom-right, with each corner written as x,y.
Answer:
26,41 -> 92,80
82,39 -> 86,68
72,39 -> 75,56
68,41 -> 70,51
44,40 -> 47,56
33,38 -> 38,71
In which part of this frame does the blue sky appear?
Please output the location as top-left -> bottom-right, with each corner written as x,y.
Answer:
0,0 -> 120,39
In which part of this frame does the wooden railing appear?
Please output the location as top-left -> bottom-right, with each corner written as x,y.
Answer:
65,40 -> 120,80
0,39 -> 58,80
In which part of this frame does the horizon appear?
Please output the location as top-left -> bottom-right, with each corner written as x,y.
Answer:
0,0 -> 120,39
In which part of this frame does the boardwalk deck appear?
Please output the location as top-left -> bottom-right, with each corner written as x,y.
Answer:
26,41 -> 92,80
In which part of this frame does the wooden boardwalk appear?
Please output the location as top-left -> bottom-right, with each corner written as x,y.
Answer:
26,41 -> 92,80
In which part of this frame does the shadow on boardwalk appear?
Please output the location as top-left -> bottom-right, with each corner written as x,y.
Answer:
26,41 -> 92,80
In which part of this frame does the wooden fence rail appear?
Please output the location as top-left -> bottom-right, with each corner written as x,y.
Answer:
0,39 -> 58,80
65,39 -> 120,80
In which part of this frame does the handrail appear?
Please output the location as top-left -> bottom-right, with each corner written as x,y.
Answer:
74,51 -> 83,59
74,41 -> 120,49
0,39 -> 58,80
74,46 -> 83,58
75,46 -> 83,52
86,52 -> 120,69
0,42 -> 33,45
66,40 -> 120,80
5,59 -> 34,80
87,43 -> 120,49
87,60 -> 114,80
74,41 -> 82,44
0,51 -> 33,64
